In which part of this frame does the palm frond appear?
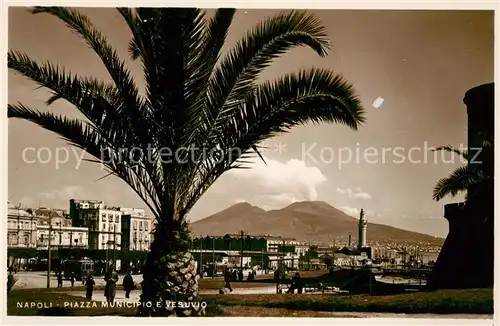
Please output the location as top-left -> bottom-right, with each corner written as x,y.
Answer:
116,8 -> 142,60
182,9 -> 236,145
198,11 -> 331,147
8,50 -> 129,141
432,145 -> 467,158
180,68 -> 364,215
30,6 -> 151,146
432,165 -> 485,201
8,103 -> 162,217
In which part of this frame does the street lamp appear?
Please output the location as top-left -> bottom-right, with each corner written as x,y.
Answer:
46,210 -> 53,289
105,238 -> 110,274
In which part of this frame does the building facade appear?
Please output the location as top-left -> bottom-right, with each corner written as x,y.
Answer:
262,235 -> 299,252
120,207 -> 153,251
7,201 -> 37,248
69,199 -> 122,250
37,224 -> 89,249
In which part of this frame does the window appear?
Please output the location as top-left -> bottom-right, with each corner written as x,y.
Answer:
108,214 -> 113,219
139,221 -> 143,230
8,234 -> 16,246
115,215 -> 119,223
110,224 -> 114,232
102,213 -> 106,221
102,235 -> 105,243
133,221 -> 137,230
145,222 -> 149,231
102,223 -> 105,231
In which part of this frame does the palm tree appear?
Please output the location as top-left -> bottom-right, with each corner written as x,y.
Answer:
8,7 -> 365,316
432,137 -> 493,203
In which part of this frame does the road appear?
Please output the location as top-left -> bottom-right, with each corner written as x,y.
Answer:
12,271 -> 143,290
13,271 -> 279,293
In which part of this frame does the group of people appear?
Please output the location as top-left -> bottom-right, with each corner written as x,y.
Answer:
222,268 -> 259,293
81,270 -> 136,302
275,270 -> 303,294
57,271 -> 76,288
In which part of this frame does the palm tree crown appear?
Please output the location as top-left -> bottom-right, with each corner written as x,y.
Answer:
432,138 -> 493,202
9,7 -> 365,230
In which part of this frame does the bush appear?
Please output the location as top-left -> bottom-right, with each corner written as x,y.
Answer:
7,273 -> 18,293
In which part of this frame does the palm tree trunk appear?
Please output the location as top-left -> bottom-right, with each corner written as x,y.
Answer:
139,220 -> 205,317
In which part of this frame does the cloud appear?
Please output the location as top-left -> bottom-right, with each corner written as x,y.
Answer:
339,206 -> 360,217
223,156 -> 327,209
351,192 -> 372,200
336,187 -> 372,201
339,206 -> 375,219
336,188 -> 352,195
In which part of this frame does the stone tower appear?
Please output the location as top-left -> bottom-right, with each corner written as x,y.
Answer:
357,209 -> 367,249
427,83 -> 494,289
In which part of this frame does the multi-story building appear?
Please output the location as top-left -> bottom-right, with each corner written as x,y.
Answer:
7,200 -> 37,248
69,199 -> 122,250
25,207 -> 89,249
120,207 -> 153,251
36,214 -> 88,249
262,235 -> 300,252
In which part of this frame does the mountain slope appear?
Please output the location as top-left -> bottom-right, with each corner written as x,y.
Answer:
189,201 -> 444,245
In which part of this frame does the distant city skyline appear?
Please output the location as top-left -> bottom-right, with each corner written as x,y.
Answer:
8,8 -> 494,238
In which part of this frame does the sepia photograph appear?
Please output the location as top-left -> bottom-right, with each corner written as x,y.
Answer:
3,2 -> 496,322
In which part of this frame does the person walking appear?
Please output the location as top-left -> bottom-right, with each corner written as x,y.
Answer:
122,271 -> 134,299
85,275 -> 95,300
224,268 -> 233,292
82,271 -> 87,285
104,271 -> 118,303
70,273 -> 75,288
275,268 -> 282,293
287,272 -> 302,294
57,271 -> 63,288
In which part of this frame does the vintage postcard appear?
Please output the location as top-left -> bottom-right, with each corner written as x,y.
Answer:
2,1 -> 496,325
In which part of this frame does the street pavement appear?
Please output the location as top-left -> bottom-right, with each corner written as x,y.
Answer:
12,271 -> 143,290
13,271 -> 278,294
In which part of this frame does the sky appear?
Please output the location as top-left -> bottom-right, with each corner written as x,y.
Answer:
7,8 -> 494,238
